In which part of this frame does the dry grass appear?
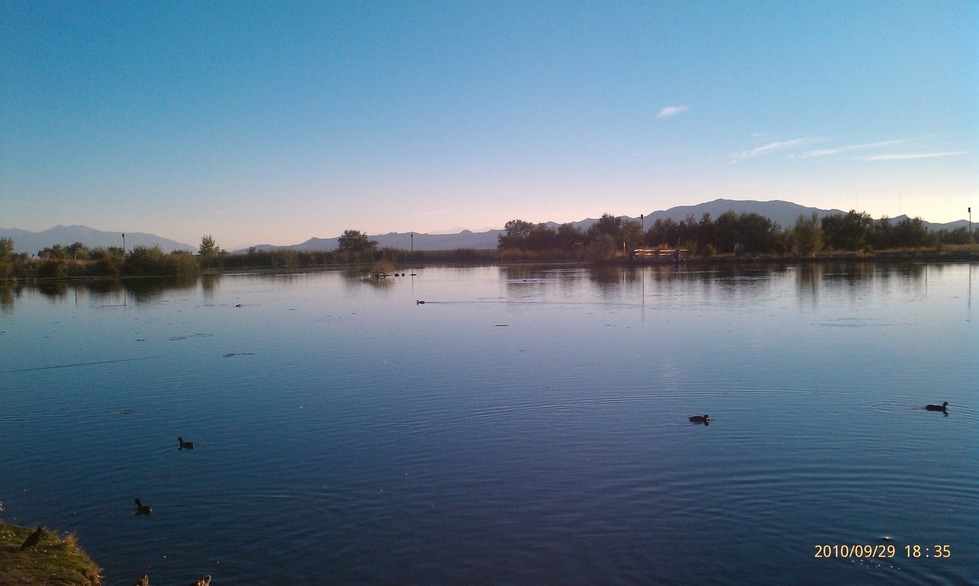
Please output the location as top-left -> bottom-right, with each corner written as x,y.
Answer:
0,521 -> 101,585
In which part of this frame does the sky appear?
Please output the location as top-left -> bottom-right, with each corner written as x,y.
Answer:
2,1 -> 977,250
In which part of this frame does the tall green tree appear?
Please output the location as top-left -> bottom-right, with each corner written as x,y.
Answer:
587,233 -> 618,262
497,219 -> 535,249
199,235 -> 221,256
555,223 -> 586,250
337,229 -> 377,254
66,242 -> 90,259
123,245 -> 168,276
621,220 -> 643,251
526,223 -> 556,250
822,210 -> 872,250
646,218 -> 680,248
90,247 -> 124,277
892,217 -> 930,248
587,213 -> 623,244
39,244 -> 69,259
792,213 -> 823,255
0,237 -> 14,279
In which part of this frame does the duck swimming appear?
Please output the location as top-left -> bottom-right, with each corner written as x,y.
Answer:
178,436 -> 195,450
134,499 -> 152,515
925,402 -> 949,412
689,414 -> 714,423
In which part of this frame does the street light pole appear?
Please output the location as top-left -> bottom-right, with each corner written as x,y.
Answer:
969,207 -> 972,244
410,233 -> 415,278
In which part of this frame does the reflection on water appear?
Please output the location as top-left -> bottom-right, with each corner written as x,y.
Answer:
0,261 -> 958,309
1,263 -> 976,585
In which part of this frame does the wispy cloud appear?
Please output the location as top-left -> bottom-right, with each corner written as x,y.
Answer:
804,139 -> 910,158
655,105 -> 688,119
860,151 -> 968,161
731,133 -> 967,165
739,138 -> 809,159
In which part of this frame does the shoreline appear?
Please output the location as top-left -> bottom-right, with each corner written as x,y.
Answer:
626,247 -> 979,266
3,245 -> 977,286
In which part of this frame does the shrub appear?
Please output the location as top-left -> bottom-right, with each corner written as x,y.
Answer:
122,246 -> 167,276
164,251 -> 201,277
37,258 -> 67,279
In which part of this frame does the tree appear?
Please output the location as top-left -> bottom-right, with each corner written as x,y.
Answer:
90,247 -> 124,277
822,210 -> 872,251
646,218 -> 679,248
66,242 -> 90,259
555,223 -> 586,250
712,211 -> 739,253
497,219 -> 535,249
621,220 -> 643,252
936,226 -> 971,245
38,244 -> 68,259
37,258 -> 66,278
892,217 -> 930,248
164,250 -> 201,277
199,235 -> 221,256
527,223 -> 556,251
0,237 -> 15,279
792,213 -> 823,255
737,213 -> 783,254
122,245 -> 167,276
587,213 -> 623,244
587,233 -> 618,262
337,229 -> 377,254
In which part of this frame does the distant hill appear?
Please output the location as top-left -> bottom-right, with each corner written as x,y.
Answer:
243,230 -> 501,253
637,199 -> 965,234
241,199 -> 967,252
4,200 -> 969,255
639,198 -> 846,229
0,225 -> 195,255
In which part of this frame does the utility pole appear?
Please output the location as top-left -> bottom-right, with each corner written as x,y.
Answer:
641,214 -> 644,249
122,233 -> 126,253
969,207 -> 972,244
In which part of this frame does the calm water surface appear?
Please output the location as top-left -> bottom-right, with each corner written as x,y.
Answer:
1,263 -> 977,585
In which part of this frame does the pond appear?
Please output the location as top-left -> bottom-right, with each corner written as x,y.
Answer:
1,262 -> 977,585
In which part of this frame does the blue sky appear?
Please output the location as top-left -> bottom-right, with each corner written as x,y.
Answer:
2,1 -> 976,249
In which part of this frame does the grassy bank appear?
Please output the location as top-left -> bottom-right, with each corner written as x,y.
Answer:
0,521 -> 101,585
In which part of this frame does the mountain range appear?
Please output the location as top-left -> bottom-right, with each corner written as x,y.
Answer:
0,225 -> 195,256
243,199 -> 968,252
2,199 -> 971,255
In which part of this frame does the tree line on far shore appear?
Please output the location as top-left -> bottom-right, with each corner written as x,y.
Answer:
496,210 -> 973,261
0,229 -> 486,281
2,209 -> 975,281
